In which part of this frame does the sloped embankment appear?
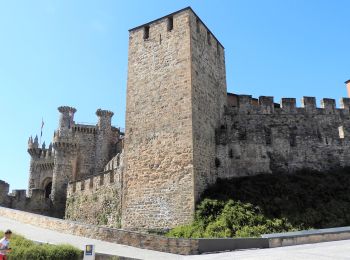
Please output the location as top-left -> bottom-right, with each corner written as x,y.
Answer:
168,168 -> 350,238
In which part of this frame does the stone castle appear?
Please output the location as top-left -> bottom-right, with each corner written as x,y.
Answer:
1,7 -> 350,230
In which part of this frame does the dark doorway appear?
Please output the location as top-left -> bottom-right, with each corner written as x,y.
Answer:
45,182 -> 52,198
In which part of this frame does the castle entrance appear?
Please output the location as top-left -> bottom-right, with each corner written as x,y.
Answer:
41,177 -> 53,199
45,182 -> 52,198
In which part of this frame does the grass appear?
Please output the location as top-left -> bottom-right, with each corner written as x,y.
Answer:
0,231 -> 81,260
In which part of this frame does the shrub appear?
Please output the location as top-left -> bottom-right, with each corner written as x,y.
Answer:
167,199 -> 298,238
168,168 -> 350,238
0,231 -> 81,260
202,168 -> 350,229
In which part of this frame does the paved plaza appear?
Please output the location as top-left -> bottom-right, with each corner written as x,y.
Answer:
1,216 -> 350,260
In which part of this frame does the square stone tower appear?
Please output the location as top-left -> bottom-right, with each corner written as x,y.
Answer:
122,7 -> 227,230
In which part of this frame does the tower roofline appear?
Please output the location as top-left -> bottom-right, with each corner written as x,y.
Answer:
128,6 -> 224,49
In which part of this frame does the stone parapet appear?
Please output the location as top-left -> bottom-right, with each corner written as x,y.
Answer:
65,153 -> 124,228
227,95 -> 350,116
67,169 -> 120,195
0,207 -> 198,255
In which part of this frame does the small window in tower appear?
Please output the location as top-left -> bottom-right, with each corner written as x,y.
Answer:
167,16 -> 173,31
144,25 -> 150,40
100,174 -> 104,185
229,149 -> 233,158
196,18 -> 200,33
207,31 -> 211,45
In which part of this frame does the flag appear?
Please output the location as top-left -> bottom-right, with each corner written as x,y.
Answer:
41,118 -> 44,137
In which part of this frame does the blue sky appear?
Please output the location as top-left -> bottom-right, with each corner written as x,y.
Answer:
0,0 -> 349,190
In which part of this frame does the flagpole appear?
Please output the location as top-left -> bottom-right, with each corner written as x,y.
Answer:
40,118 -> 44,147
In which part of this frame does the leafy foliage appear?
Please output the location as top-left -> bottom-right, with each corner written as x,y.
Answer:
167,168 -> 350,238
167,199 -> 297,238
203,168 -> 350,229
0,231 -> 81,260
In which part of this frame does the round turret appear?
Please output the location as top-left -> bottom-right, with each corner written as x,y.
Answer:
58,106 -> 77,131
96,109 -> 114,130
27,135 -> 41,157
345,80 -> 350,98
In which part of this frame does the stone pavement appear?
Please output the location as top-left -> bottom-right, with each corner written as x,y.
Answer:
1,215 -> 350,260
186,239 -> 350,260
0,216 -> 180,260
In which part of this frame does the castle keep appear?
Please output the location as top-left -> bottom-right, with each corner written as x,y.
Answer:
1,7 -> 350,230
0,107 -> 123,217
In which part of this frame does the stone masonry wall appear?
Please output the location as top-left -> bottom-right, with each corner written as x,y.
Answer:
65,153 -> 124,228
9,189 -> 52,215
27,146 -> 54,197
123,9 -> 195,230
0,181 -> 51,215
51,107 -> 121,217
189,11 -> 227,200
216,96 -> 350,178
0,206 -> 199,255
0,180 -> 10,207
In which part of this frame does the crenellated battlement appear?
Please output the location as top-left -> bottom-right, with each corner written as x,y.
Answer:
104,153 -> 122,171
58,106 -> 77,114
67,152 -> 123,196
72,124 -> 97,134
28,139 -> 54,159
96,109 -> 114,118
227,94 -> 350,116
0,180 -> 10,200
32,161 -> 54,171
67,169 -> 119,194
0,181 -> 51,215
217,92 -> 350,180
65,152 -> 124,227
53,131 -> 78,150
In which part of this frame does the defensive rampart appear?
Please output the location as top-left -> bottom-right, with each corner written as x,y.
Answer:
0,180 -> 51,215
65,153 -> 124,228
216,95 -> 350,178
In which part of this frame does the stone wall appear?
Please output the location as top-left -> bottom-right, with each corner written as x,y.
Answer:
65,153 -> 124,228
189,11 -> 227,200
0,180 -> 10,207
122,6 -> 229,230
0,181 -> 51,215
51,107 -> 122,217
123,9 -> 195,230
9,189 -> 52,215
27,142 -> 54,197
0,206 -> 199,255
216,96 -> 350,178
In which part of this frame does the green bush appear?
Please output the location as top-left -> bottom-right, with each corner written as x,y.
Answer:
0,231 -> 81,260
167,199 -> 297,238
202,168 -> 350,229
167,168 -> 350,238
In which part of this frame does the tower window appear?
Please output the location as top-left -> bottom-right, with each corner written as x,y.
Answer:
207,31 -> 211,45
196,18 -> 200,33
167,16 -> 173,31
143,25 -> 150,40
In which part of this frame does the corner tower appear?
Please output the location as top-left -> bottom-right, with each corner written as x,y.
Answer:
122,7 -> 227,229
